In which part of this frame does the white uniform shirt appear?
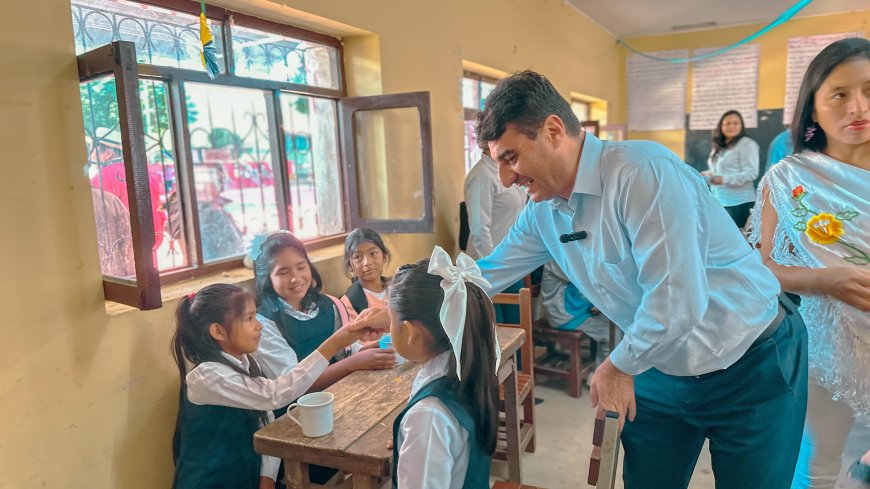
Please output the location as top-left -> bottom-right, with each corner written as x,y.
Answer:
395,351 -> 470,489
464,154 -> 527,259
185,351 -> 329,480
478,133 -> 781,377
707,137 -> 760,207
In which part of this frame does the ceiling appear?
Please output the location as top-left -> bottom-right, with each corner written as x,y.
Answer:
567,0 -> 867,38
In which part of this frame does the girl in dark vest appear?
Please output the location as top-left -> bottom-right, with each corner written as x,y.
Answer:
253,231 -> 395,390
340,228 -> 391,323
387,247 -> 500,489
171,284 -> 382,489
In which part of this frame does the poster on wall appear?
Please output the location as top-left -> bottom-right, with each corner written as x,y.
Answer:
689,44 -> 760,131
783,32 -> 865,125
627,49 -> 689,131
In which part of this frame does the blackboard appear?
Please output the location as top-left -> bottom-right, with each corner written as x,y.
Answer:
683,109 -> 787,184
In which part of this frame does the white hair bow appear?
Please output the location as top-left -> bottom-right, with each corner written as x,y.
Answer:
427,246 -> 501,381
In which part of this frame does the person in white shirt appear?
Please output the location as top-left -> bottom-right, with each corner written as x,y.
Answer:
171,283 -> 386,489
464,148 -> 527,323
474,70 -> 808,488
387,247 -> 500,489
464,147 -> 527,259
702,109 -> 760,228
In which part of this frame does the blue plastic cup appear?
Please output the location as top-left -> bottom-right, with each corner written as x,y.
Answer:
379,334 -> 404,364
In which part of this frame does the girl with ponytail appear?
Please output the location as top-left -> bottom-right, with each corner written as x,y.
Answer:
171,283 -> 386,489
387,247 -> 500,489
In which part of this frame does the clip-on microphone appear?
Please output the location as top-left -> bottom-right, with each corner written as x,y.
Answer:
559,230 -> 588,243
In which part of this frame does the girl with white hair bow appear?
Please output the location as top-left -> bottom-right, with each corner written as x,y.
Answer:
387,246 -> 501,489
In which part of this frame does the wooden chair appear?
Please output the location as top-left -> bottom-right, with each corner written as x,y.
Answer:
492,288 -> 536,482
532,318 -> 597,398
533,311 -> 621,398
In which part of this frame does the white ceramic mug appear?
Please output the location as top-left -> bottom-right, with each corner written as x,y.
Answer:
286,392 -> 334,437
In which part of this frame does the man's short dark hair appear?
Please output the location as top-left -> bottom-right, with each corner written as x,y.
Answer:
475,70 -> 581,149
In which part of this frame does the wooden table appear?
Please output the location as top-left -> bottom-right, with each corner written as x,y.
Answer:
254,326 -> 526,488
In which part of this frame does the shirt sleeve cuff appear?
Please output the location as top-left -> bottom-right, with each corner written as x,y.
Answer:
608,341 -> 647,376
260,454 -> 280,481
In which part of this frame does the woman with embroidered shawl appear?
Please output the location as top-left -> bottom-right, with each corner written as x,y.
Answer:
749,38 -> 870,489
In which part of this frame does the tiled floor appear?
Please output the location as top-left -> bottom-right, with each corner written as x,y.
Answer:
490,378 -> 870,489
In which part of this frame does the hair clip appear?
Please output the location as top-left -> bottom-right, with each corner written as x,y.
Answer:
804,124 -> 817,142
187,291 -> 196,301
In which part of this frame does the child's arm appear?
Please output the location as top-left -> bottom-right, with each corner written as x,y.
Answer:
396,399 -> 468,489
253,314 -> 301,378
258,477 -> 276,489
260,411 -> 280,484
306,348 -> 396,392
259,455 -> 278,489
306,307 -> 394,391
186,353 -> 329,411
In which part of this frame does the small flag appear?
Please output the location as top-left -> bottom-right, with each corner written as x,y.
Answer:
199,1 -> 219,79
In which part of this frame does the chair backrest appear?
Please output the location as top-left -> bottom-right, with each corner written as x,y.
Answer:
492,287 -> 534,376
458,201 -> 470,251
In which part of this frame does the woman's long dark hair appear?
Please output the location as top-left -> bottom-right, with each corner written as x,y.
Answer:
389,259 -> 499,454
170,284 -> 264,462
711,109 -> 747,157
791,37 -> 870,153
254,231 -> 323,312
343,228 -> 391,282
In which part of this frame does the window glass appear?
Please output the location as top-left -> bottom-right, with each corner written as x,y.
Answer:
185,83 -> 280,262
352,107 -> 424,220
232,24 -> 340,89
479,81 -> 496,110
461,77 -> 479,109
280,94 -> 343,239
80,76 -> 136,281
80,77 -> 188,277
71,0 -> 225,73
571,100 -> 590,123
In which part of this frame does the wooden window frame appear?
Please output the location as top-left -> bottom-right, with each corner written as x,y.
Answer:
339,92 -> 434,233
75,1 -> 433,310
78,41 -> 161,309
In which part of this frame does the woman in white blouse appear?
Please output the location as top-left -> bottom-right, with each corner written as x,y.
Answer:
704,110 -> 760,228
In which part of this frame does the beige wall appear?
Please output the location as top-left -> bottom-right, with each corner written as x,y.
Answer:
0,0 -> 620,487
619,11 -> 870,158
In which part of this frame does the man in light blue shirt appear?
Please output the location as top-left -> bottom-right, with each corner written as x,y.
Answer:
475,71 -> 808,488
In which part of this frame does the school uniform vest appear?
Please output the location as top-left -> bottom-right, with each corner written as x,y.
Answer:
391,377 -> 491,489
172,391 -> 261,489
343,278 -> 388,314
343,281 -> 369,314
258,293 -> 336,360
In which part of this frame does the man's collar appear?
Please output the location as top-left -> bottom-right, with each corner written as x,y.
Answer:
570,131 -> 603,197
549,132 -> 603,213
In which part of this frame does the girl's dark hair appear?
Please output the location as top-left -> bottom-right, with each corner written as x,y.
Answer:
712,110 -> 747,156
792,37 -> 870,153
254,231 -> 323,311
171,284 -> 263,461
343,228 -> 391,281
388,259 -> 499,454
